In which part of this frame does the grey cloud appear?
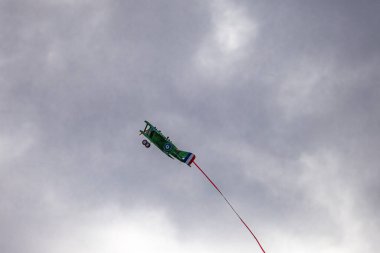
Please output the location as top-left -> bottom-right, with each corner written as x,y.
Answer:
1,0 -> 379,252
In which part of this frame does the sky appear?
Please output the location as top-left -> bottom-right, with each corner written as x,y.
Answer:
1,0 -> 379,252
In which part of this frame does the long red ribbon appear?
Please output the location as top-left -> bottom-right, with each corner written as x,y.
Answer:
193,161 -> 266,253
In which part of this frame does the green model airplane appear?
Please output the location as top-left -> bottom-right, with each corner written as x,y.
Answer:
139,121 -> 266,252
139,120 -> 196,166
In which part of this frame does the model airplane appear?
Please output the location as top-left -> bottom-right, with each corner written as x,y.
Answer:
139,120 -> 196,166
139,120 -> 266,252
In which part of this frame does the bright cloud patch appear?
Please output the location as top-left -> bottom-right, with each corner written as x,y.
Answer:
41,207 -> 178,253
195,0 -> 257,78
213,0 -> 253,53
40,206 -> 251,253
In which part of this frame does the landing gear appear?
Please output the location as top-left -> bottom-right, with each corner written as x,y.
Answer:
142,139 -> 150,148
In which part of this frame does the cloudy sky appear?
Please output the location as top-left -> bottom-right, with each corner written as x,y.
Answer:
1,0 -> 379,252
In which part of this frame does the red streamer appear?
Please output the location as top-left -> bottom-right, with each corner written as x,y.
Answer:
193,161 -> 266,253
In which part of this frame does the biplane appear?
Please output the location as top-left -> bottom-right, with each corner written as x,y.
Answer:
139,121 -> 196,166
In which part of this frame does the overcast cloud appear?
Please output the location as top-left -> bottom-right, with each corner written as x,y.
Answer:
1,0 -> 379,252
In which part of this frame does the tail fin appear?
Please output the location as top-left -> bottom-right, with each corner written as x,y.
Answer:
177,150 -> 196,166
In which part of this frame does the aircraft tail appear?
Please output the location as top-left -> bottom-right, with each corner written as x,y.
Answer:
177,150 -> 196,166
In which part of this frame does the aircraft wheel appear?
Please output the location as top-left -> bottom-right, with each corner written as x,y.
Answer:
142,139 -> 148,145
145,142 -> 151,148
